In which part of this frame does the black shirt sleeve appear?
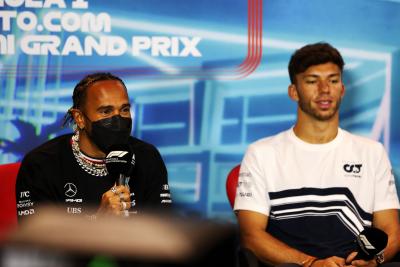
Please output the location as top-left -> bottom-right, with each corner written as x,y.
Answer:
143,147 -> 172,208
15,152 -> 59,222
129,139 -> 172,211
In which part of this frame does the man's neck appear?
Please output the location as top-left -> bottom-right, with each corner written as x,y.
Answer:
293,115 -> 339,144
78,131 -> 106,158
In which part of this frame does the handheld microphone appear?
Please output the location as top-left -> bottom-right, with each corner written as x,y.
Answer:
105,144 -> 135,186
355,227 -> 388,261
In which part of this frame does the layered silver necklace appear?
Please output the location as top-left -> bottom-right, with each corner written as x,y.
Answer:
71,131 -> 108,177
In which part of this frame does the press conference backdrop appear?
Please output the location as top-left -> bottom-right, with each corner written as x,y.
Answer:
1,0 -> 400,219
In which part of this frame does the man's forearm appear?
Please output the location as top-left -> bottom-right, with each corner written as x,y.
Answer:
241,230 -> 315,266
383,230 -> 400,261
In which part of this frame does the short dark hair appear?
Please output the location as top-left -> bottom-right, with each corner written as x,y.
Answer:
63,72 -> 127,126
288,42 -> 345,84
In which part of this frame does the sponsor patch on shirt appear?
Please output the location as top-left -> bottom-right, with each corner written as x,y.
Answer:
342,162 -> 363,178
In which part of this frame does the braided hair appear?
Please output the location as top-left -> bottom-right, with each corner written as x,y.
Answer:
63,72 -> 127,127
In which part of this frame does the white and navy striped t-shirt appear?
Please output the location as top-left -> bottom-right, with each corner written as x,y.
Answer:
234,128 -> 399,258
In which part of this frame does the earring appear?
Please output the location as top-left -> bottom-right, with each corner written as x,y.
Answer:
72,127 -> 80,142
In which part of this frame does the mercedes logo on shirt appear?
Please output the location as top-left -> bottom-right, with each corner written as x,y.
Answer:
64,183 -> 78,198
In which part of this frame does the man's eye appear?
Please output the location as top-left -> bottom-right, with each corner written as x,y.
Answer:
306,80 -> 316,84
330,79 -> 339,84
100,108 -> 113,115
121,107 -> 131,113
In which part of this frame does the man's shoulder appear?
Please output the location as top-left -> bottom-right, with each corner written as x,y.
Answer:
23,134 -> 72,163
128,136 -> 161,155
341,129 -> 384,151
248,129 -> 290,150
127,137 -> 166,170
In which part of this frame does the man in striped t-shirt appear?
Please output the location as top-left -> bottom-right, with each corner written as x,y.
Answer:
234,43 -> 400,267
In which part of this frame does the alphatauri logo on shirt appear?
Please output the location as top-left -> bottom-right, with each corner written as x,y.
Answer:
343,164 -> 362,173
343,163 -> 363,178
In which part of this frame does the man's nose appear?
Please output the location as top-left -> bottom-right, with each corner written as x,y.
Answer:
112,110 -> 122,116
318,80 -> 330,93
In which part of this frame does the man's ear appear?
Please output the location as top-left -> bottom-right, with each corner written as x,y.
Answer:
288,84 -> 299,102
341,83 -> 346,99
70,109 -> 85,130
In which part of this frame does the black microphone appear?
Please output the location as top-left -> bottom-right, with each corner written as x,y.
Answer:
355,227 -> 388,261
105,144 -> 135,186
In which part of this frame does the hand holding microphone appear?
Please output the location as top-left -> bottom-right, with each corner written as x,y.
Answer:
347,227 -> 388,266
98,144 -> 135,216
98,184 -> 131,216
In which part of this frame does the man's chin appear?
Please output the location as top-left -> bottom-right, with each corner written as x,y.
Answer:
313,111 -> 337,121
305,108 -> 337,121
300,109 -> 332,121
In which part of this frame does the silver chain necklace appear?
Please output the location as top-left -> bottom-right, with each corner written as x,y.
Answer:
71,131 -> 108,177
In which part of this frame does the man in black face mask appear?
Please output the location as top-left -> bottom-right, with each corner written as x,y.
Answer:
15,73 -> 172,220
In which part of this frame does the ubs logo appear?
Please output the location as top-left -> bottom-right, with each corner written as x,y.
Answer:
162,184 -> 169,191
343,164 -> 362,174
64,183 -> 77,197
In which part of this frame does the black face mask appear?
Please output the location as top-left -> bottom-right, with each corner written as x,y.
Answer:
86,115 -> 132,153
